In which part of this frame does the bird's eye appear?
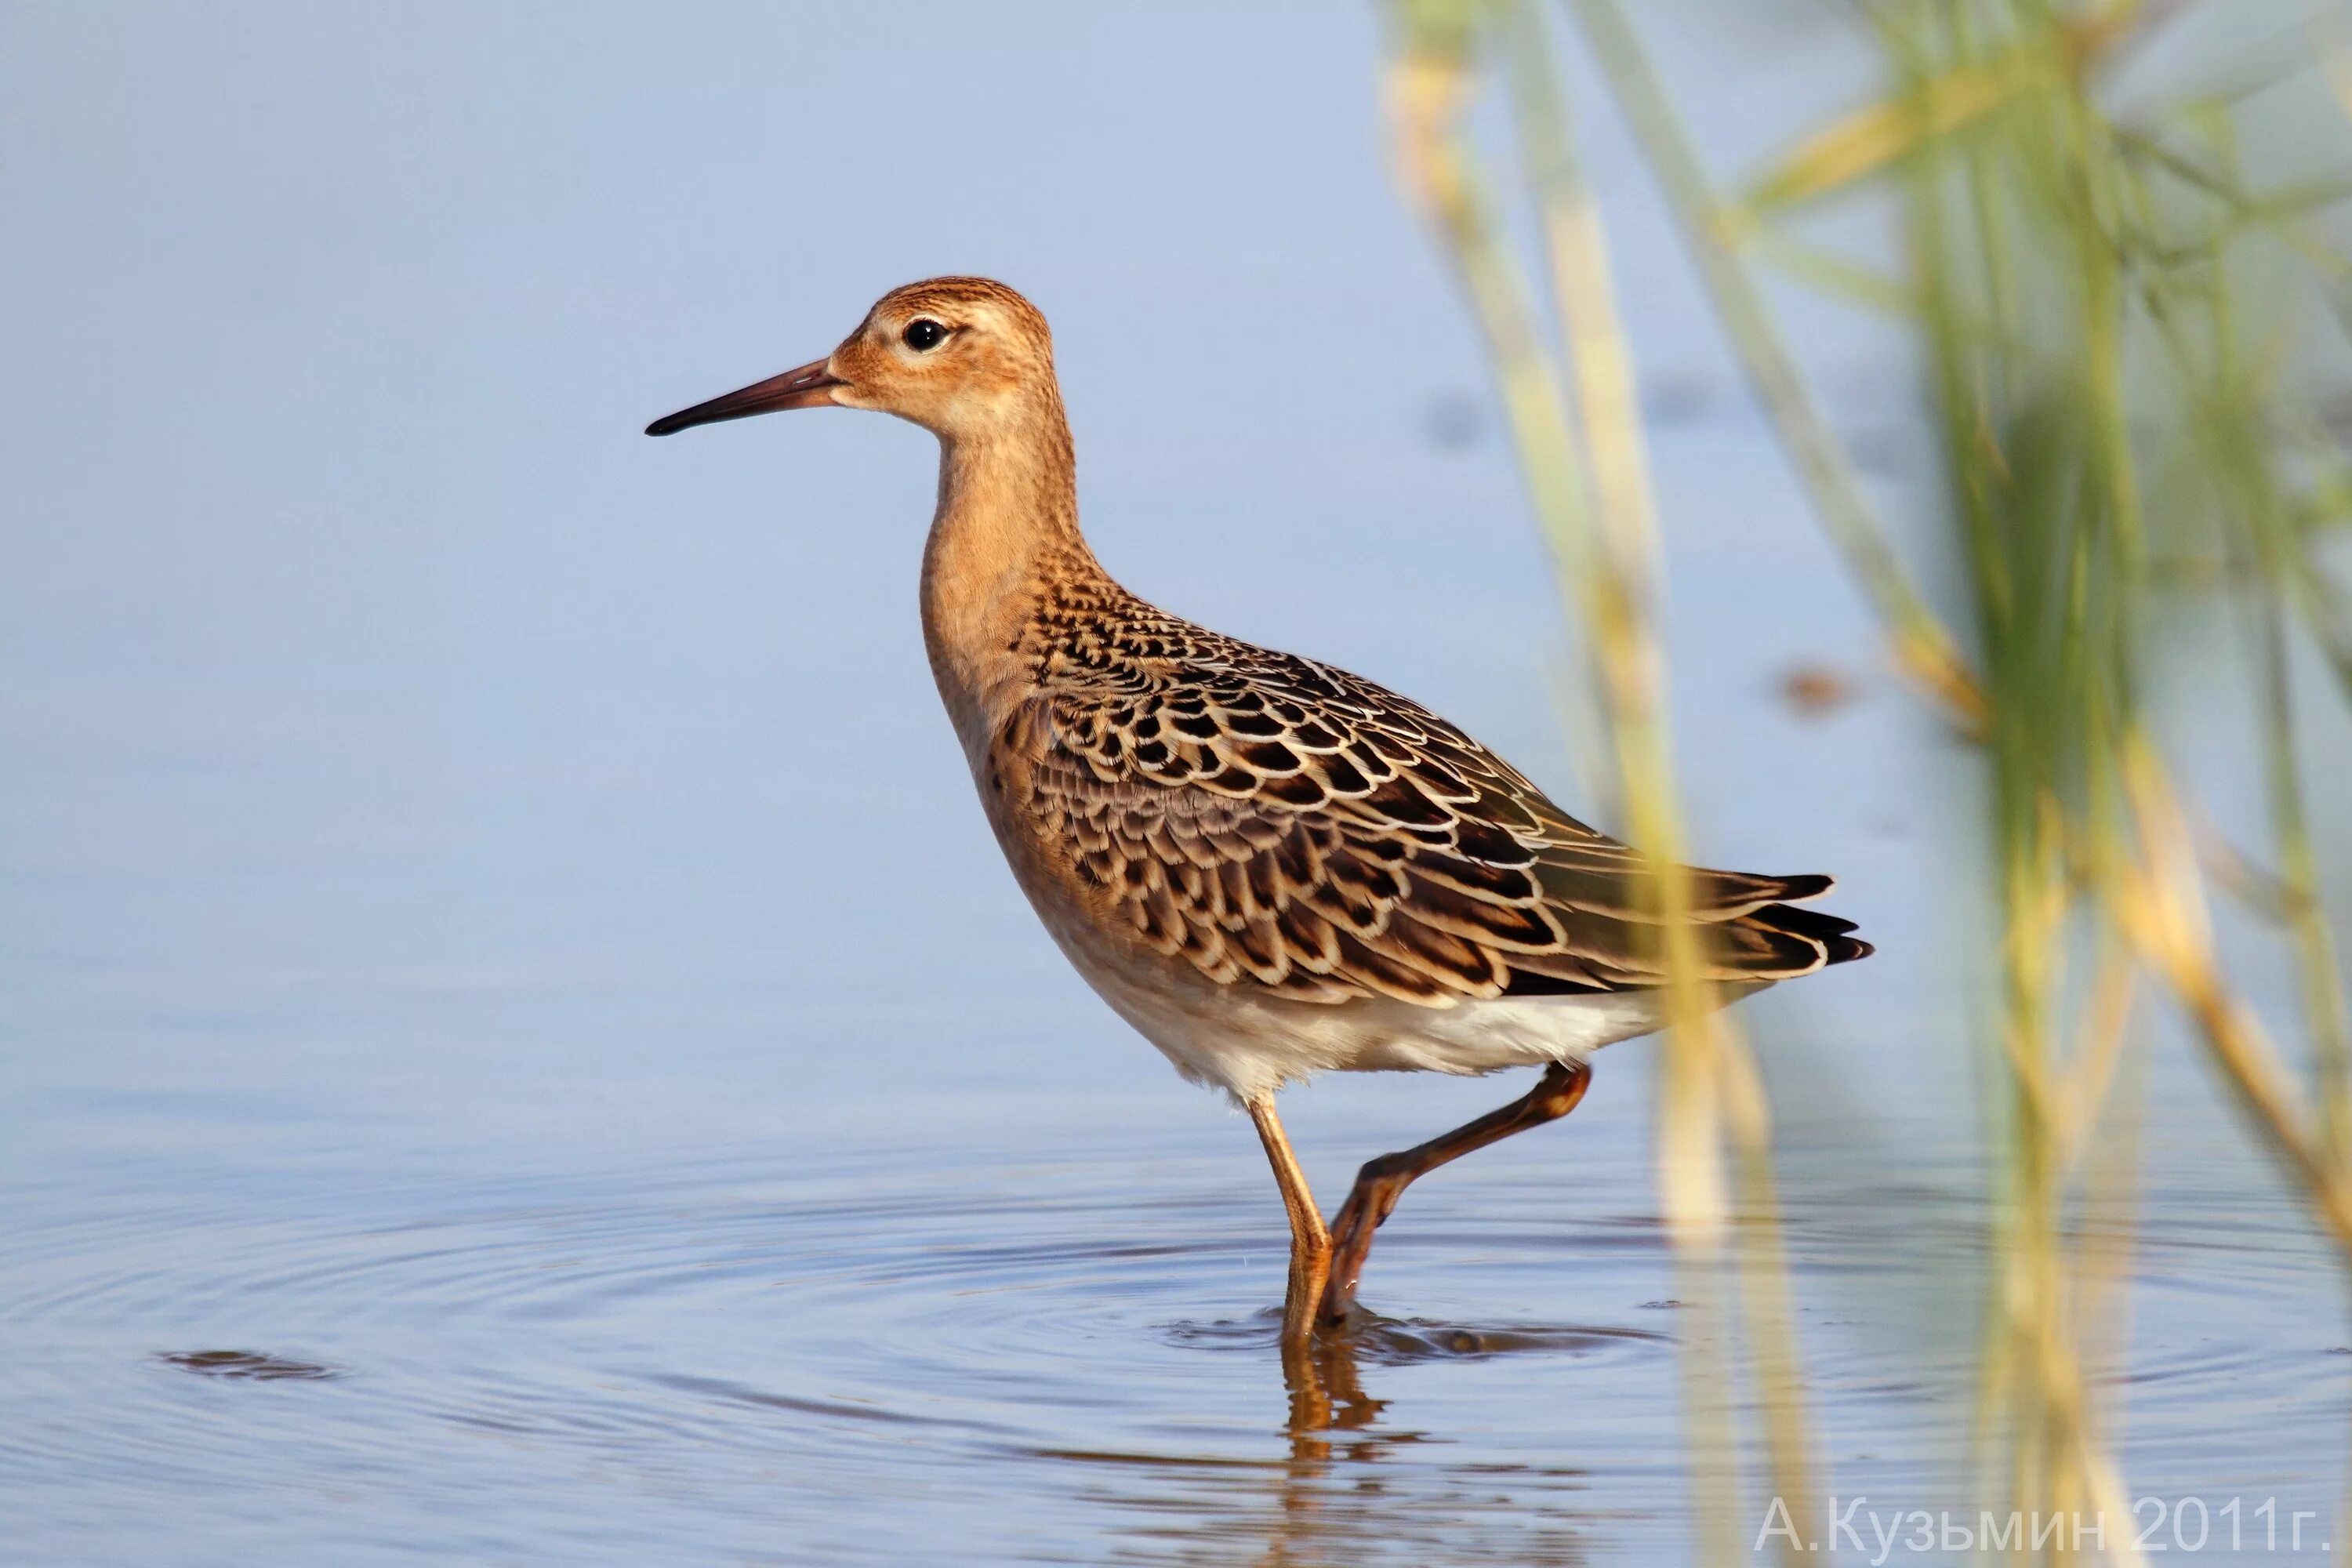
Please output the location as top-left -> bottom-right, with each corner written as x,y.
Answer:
902,318 -> 947,352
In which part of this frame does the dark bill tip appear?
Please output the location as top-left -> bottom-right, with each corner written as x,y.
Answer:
644,358 -> 844,437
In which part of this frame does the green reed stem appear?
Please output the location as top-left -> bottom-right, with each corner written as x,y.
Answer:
1497,5 -> 1819,1555
1566,0 -> 1987,735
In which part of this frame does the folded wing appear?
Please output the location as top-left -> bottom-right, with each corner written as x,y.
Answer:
1004,642 -> 1869,1008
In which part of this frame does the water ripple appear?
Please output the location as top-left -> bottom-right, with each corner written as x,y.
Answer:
2,1127 -> 2343,1565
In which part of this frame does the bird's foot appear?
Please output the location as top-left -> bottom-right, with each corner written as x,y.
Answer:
1315,1157 -> 1412,1327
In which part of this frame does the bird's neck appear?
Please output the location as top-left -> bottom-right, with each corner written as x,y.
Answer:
919,396 -> 1108,753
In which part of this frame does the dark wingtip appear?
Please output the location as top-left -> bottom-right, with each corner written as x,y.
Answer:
1776,873 -> 1835,902
644,415 -> 684,437
1744,900 -> 1871,966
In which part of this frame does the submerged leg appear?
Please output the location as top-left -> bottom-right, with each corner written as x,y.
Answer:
1316,1059 -> 1592,1327
1247,1096 -> 1330,1345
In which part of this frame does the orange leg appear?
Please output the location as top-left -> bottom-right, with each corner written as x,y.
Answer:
1316,1059 -> 1592,1327
1247,1096 -> 1330,1345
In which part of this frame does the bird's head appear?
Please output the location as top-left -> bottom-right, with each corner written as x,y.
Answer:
646,277 -> 1059,444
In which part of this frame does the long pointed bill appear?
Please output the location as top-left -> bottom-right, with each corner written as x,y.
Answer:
644,357 -> 844,436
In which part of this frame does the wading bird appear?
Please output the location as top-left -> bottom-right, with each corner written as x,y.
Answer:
647,278 -> 1869,1342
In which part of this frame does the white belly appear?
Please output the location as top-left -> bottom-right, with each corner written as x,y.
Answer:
1046,902 -> 1734,1105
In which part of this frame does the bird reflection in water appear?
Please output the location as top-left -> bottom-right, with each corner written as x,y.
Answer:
1279,1323 -> 1387,1457
1036,1308 -> 1630,1563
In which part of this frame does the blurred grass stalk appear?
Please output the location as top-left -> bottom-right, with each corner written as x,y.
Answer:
1385,3 -> 1820,1559
1386,0 -> 2352,1558
1784,15 -> 2352,1545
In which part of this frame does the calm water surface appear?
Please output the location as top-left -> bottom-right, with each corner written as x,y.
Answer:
5,3 -> 2347,1563
8,1036 -> 2343,1563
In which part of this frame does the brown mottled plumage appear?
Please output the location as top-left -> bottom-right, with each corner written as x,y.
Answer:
647,277 -> 1870,1341
1003,588 -> 1866,1005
